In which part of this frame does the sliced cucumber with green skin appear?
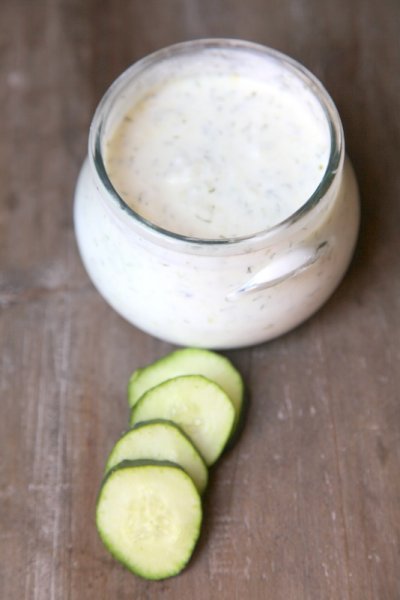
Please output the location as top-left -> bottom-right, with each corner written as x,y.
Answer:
96,460 -> 202,580
128,348 -> 244,427
105,420 -> 208,494
130,375 -> 235,466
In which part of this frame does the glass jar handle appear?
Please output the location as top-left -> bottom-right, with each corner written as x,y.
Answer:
227,241 -> 328,300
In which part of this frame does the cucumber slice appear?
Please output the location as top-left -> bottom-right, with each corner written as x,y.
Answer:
105,420 -> 208,494
128,347 -> 244,426
96,460 -> 202,580
130,375 -> 235,465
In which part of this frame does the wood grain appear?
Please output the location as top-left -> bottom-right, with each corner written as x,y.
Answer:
1,0 -> 399,598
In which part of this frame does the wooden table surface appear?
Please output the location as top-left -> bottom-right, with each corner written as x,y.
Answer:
1,1 -> 399,598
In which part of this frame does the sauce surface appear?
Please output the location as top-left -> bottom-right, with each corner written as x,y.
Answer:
105,52 -> 330,239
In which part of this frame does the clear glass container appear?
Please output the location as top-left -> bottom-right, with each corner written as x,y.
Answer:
74,39 -> 360,349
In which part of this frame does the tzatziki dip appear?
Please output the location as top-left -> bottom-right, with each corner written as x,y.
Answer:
74,40 -> 359,348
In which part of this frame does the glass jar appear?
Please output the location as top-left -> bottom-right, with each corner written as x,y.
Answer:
74,39 -> 360,349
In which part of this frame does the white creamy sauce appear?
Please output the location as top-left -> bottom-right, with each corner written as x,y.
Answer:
105,56 -> 330,239
74,44 -> 359,348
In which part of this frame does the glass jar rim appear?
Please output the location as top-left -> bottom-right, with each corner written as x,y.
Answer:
89,38 -> 344,251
